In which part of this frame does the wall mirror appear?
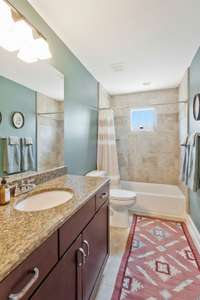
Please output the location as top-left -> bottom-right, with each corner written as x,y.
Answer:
0,46 -> 64,176
193,94 -> 200,121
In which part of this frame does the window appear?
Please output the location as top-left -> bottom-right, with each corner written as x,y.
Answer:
130,108 -> 156,131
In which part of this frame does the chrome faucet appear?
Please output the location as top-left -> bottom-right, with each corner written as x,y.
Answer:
15,178 -> 36,196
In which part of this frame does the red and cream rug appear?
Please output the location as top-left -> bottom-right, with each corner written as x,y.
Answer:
112,216 -> 200,300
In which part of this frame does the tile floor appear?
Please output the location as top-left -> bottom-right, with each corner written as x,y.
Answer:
95,218 -> 132,300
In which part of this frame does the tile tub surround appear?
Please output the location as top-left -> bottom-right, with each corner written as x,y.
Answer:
110,88 -> 179,185
37,93 -> 64,171
178,71 -> 189,199
0,174 -> 109,282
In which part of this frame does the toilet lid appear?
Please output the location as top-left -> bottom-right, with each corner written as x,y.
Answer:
86,170 -> 107,177
110,189 -> 136,200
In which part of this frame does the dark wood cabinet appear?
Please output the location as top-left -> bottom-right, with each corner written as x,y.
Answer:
0,232 -> 58,300
59,196 -> 96,257
31,235 -> 82,300
0,183 -> 109,300
95,183 -> 109,211
82,202 -> 109,300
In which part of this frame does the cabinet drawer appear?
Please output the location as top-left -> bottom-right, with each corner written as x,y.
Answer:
59,196 -> 95,257
95,184 -> 110,211
0,232 -> 58,300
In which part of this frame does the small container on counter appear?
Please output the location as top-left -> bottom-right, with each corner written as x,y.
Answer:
0,178 -> 11,205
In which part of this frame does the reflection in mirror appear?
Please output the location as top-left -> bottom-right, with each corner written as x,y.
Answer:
37,93 -> 64,172
0,47 -> 64,177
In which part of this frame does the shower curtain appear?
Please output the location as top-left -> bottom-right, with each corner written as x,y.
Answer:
97,108 -> 120,187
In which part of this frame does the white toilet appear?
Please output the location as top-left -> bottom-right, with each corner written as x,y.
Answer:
86,170 -> 136,228
110,188 -> 136,228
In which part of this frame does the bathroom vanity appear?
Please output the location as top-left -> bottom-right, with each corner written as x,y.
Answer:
0,174 -> 110,300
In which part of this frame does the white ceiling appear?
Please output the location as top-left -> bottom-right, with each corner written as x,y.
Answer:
0,48 -> 64,100
28,0 -> 200,95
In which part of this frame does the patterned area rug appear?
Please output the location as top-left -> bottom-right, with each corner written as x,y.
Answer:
111,216 -> 200,300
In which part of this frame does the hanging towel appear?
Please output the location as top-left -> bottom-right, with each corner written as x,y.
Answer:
21,137 -> 35,172
181,136 -> 189,184
3,136 -> 21,174
187,133 -> 200,192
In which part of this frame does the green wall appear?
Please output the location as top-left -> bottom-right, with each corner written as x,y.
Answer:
189,47 -> 200,231
0,76 -> 36,175
9,0 -> 98,175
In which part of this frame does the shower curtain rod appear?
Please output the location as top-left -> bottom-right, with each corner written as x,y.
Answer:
99,107 -> 112,110
99,100 -> 187,109
37,112 -> 64,115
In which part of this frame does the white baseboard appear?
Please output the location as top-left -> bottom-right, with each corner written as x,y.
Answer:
131,208 -> 186,222
186,214 -> 200,254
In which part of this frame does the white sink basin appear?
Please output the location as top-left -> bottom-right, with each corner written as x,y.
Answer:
15,189 -> 73,212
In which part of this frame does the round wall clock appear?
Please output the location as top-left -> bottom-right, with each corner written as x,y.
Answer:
193,94 -> 200,121
12,112 -> 25,129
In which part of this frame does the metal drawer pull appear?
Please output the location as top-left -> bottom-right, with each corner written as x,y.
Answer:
100,192 -> 108,199
77,247 -> 87,267
9,267 -> 39,300
83,240 -> 90,257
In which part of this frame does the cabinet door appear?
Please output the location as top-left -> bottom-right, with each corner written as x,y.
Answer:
0,233 -> 58,300
31,235 -> 82,300
82,201 -> 109,300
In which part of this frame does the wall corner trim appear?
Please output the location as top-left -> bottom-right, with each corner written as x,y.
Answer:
186,214 -> 200,254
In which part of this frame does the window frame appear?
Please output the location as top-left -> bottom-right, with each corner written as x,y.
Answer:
130,107 -> 157,132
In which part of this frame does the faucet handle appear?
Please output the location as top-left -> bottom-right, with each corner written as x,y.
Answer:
26,178 -> 35,184
7,182 -> 19,197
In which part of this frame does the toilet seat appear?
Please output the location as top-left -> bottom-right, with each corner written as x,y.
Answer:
86,170 -> 107,177
110,189 -> 136,200
110,189 -> 136,206
85,170 -> 136,228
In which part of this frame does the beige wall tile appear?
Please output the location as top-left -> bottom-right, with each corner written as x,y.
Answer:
111,88 -> 179,184
37,93 -> 64,171
178,71 -> 189,199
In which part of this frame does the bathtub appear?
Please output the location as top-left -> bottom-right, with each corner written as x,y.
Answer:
120,181 -> 186,220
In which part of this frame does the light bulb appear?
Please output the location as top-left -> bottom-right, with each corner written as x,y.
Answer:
17,43 -> 38,63
0,0 -> 17,51
0,0 -> 14,30
14,20 -> 33,43
0,19 -> 34,52
0,29 -> 20,51
34,37 -> 52,60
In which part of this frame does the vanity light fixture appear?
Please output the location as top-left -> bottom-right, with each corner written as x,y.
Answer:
0,19 -> 34,52
0,0 -> 13,30
0,0 -> 52,63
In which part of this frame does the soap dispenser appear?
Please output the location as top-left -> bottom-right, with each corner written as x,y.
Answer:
0,178 -> 10,205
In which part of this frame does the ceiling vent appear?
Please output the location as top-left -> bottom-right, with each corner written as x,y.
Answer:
111,62 -> 124,72
142,82 -> 151,86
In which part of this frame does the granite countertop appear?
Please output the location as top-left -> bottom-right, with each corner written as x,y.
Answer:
0,174 -> 109,282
